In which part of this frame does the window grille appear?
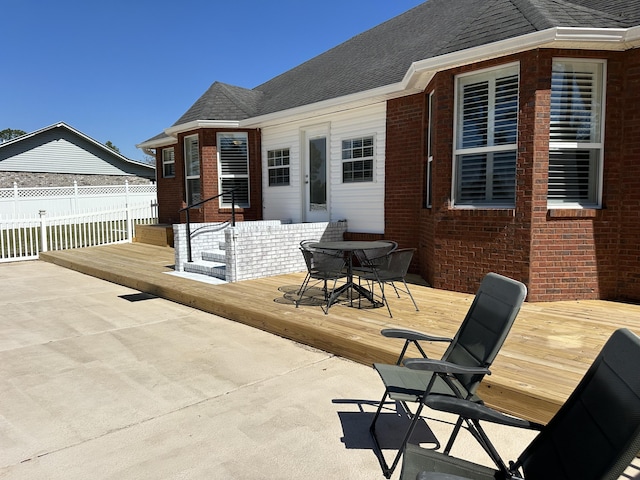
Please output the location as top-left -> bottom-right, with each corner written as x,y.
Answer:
548,60 -> 605,207
454,64 -> 519,206
342,136 -> 374,183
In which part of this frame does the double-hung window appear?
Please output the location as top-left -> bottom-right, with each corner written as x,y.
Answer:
217,132 -> 250,207
162,147 -> 175,178
184,135 -> 200,205
454,64 -> 519,207
342,136 -> 374,182
267,148 -> 290,186
548,59 -> 605,208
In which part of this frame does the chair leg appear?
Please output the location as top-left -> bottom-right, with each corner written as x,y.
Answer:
370,390 -> 394,478
295,275 -> 312,308
370,391 -> 426,479
443,416 -> 464,454
322,277 -> 342,314
401,279 -> 419,311
379,281 -> 393,317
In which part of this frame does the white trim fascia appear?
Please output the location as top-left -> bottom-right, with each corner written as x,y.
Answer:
136,136 -> 177,150
151,26 -> 638,134
240,82 -> 421,128
405,27 -> 631,90
164,120 -> 241,137
625,25 -> 640,47
243,26 -> 637,128
137,120 -> 243,149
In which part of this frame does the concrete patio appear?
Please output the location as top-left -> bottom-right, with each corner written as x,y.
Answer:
0,260 -> 541,480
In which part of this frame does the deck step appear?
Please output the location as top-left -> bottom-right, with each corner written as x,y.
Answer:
183,260 -> 226,279
202,250 -> 225,263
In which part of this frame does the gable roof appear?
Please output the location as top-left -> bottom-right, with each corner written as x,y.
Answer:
138,0 -> 640,147
0,122 -> 155,179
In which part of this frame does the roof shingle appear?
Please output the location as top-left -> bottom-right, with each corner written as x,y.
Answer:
141,0 -> 640,143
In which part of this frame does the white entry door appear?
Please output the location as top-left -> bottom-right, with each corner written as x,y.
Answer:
303,126 -> 330,222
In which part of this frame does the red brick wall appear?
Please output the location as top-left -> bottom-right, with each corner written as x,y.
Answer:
615,48 -> 640,300
384,93 -> 426,271
156,144 -> 183,225
396,49 -> 640,301
156,128 -> 262,225
527,50 -> 627,301
412,55 -> 532,296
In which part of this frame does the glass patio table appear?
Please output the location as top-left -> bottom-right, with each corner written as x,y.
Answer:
309,240 -> 392,310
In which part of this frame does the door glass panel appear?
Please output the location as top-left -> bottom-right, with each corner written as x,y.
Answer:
309,137 -> 326,210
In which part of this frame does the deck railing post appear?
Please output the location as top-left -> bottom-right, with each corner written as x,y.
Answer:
185,209 -> 193,263
39,210 -> 48,253
231,190 -> 236,226
126,204 -> 133,243
178,187 -> 237,264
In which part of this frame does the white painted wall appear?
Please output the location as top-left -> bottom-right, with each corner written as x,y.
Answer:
261,102 -> 386,233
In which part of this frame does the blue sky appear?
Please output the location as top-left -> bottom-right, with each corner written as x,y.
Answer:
2,0 -> 426,161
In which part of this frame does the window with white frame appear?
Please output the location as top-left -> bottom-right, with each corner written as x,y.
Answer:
217,132 -> 249,207
548,59 -> 605,208
425,92 -> 434,208
454,64 -> 519,207
184,135 -> 200,205
162,147 -> 175,178
267,148 -> 290,186
342,136 -> 374,182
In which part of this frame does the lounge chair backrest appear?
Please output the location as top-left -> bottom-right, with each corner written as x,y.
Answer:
519,328 -> 640,480
442,272 -> 527,394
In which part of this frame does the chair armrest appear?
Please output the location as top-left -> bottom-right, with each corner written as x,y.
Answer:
403,358 -> 491,376
381,328 -> 452,343
424,394 -> 544,430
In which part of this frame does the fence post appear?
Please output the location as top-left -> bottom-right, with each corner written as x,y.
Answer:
39,210 -> 48,253
73,180 -> 79,214
13,182 -> 18,216
126,204 -> 133,243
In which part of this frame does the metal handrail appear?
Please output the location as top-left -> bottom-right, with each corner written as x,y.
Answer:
178,189 -> 237,263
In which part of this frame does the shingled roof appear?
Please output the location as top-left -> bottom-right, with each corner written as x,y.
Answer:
171,82 -> 263,125
140,0 -> 640,145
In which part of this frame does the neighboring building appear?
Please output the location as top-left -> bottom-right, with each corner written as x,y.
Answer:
1,122 -> 155,188
138,0 -> 640,302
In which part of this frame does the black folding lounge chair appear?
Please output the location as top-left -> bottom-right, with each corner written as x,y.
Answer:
400,328 -> 640,480
370,272 -> 527,478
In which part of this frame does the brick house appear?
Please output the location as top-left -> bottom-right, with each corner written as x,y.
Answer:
138,0 -> 640,302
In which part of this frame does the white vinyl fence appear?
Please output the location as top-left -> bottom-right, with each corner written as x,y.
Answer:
0,202 -> 158,263
0,181 -> 157,217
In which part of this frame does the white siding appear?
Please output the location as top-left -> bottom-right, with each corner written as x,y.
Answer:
261,102 -> 386,233
0,127 -> 153,178
261,127 -> 302,222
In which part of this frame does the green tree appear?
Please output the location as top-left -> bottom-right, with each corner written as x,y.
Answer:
0,128 -> 27,143
105,141 -> 121,154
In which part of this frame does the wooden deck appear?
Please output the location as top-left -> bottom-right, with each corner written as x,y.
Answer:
40,243 -> 640,425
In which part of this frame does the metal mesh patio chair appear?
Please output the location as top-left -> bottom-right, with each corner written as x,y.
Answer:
353,240 -> 398,272
356,247 -> 418,317
369,272 -> 527,478
296,241 -> 347,314
400,328 -> 640,480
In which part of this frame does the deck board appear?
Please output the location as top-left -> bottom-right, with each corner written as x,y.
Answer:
40,243 -> 640,424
